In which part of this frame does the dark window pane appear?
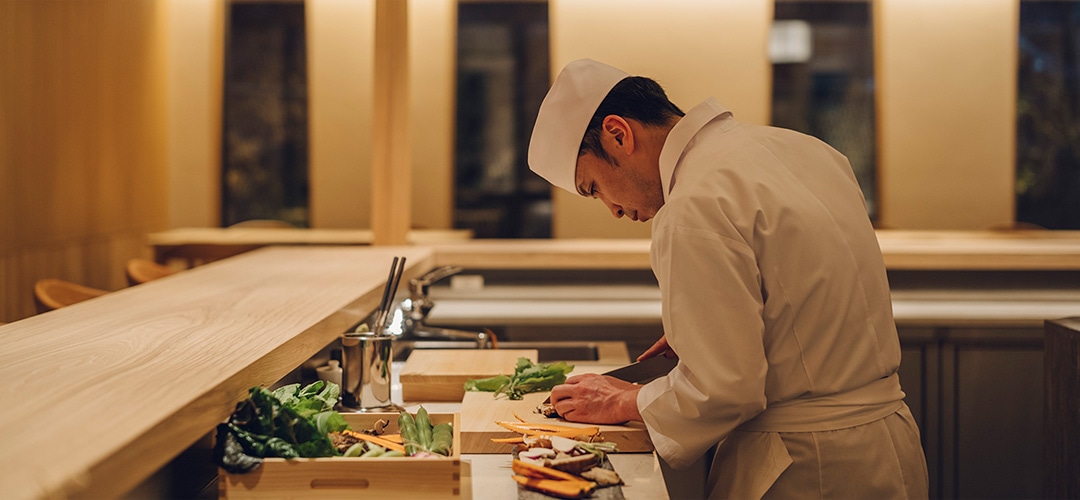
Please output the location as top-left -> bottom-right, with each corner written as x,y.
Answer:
771,1 -> 877,221
455,2 -> 551,238
1016,1 -> 1080,229
222,1 -> 309,228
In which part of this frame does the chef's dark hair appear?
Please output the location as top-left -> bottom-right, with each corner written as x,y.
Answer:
579,76 -> 685,164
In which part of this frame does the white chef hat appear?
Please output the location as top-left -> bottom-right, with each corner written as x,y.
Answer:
528,59 -> 629,194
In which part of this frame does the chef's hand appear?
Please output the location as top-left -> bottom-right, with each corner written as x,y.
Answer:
637,334 -> 677,361
550,373 -> 643,425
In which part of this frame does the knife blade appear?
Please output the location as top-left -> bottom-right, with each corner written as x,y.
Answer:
601,354 -> 678,384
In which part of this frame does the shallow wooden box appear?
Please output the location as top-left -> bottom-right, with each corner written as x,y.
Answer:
219,412 -> 462,499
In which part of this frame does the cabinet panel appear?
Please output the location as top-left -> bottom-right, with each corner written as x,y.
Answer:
954,340 -> 1043,499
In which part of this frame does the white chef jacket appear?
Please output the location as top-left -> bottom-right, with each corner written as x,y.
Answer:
637,99 -> 928,498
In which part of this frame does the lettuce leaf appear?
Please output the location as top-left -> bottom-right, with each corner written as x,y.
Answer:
213,380 -> 349,473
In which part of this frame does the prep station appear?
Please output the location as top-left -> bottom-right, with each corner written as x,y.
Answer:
1,231 -> 1079,499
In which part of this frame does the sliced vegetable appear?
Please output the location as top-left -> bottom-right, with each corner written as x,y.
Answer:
511,476 -> 596,499
512,458 -> 583,482
496,421 -> 601,440
342,429 -> 406,454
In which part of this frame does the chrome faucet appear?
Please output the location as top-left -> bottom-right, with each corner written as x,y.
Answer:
385,265 -> 491,349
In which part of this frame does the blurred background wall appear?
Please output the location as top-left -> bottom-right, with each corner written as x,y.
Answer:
1,0 -> 1064,321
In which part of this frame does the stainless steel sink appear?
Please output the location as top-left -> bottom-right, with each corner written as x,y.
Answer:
394,340 -> 629,365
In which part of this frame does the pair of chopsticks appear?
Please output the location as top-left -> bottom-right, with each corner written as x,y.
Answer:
367,256 -> 406,335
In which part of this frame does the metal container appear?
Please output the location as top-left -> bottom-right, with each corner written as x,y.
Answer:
340,331 -> 400,411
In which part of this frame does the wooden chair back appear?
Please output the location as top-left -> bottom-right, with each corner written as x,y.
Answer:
33,278 -> 108,314
125,258 -> 177,286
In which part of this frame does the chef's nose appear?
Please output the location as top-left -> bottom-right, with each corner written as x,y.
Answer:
608,204 -> 624,219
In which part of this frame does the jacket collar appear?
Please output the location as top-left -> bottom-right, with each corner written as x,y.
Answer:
658,98 -> 733,201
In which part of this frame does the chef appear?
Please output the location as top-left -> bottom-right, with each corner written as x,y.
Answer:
536,59 -> 928,499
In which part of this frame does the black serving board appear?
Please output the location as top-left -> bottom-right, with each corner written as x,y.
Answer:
512,450 -> 625,500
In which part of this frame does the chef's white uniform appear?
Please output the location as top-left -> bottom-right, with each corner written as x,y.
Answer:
637,99 -> 929,499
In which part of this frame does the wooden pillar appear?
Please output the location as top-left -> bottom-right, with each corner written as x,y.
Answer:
372,0 -> 411,245
1044,317 -> 1080,498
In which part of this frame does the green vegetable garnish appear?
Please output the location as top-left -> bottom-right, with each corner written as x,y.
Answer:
464,357 -> 574,400
213,380 -> 349,474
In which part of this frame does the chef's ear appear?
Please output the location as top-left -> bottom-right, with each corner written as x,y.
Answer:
602,115 -> 634,154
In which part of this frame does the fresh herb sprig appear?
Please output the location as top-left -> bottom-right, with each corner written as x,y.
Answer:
464,357 -> 574,400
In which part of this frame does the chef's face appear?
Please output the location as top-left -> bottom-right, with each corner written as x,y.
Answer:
574,153 -> 664,223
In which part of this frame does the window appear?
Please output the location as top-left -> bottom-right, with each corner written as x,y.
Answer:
455,1 -> 551,238
1016,1 -> 1080,229
770,0 -> 878,220
221,1 -> 309,227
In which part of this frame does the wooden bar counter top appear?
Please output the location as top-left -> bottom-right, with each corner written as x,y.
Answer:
4,230 -> 1080,498
0,246 -> 435,499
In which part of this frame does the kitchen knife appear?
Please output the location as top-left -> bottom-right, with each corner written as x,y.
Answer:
601,354 -> 678,384
542,355 -> 677,405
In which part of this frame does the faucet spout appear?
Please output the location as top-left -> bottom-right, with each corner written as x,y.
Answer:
409,325 -> 491,349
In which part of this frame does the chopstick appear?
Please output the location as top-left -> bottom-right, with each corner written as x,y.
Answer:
365,255 -> 407,335
373,256 -> 399,331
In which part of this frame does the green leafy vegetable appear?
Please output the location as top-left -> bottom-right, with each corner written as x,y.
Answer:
464,357 -> 574,400
213,380 -> 349,474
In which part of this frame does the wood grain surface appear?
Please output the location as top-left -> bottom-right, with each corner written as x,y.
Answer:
458,391 -> 653,454
400,349 -> 538,402
0,246 -> 434,499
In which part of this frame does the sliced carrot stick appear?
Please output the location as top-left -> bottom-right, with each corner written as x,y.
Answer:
496,421 -> 600,437
490,436 -> 525,444
511,459 -> 584,482
512,475 -> 596,499
380,433 -> 403,444
342,429 -> 406,453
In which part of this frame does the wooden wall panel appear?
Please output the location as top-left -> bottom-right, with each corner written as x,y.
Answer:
875,0 -> 1018,229
409,0 -> 455,232
0,1 -> 169,322
548,0 -> 773,239
307,0 -> 376,229
166,0 -> 222,229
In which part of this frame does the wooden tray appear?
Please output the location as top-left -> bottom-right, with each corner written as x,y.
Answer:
219,412 -> 462,499
400,349 -> 537,402
459,391 -> 652,454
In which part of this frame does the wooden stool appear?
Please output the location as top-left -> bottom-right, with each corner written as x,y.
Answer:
125,258 -> 177,286
33,278 -> 108,314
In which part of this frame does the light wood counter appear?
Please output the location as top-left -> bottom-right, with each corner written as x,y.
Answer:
875,229 -> 1080,270
148,229 -> 1080,271
147,228 -> 471,266
0,246 -> 435,499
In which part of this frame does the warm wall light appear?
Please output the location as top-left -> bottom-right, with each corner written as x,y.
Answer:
769,20 -> 812,64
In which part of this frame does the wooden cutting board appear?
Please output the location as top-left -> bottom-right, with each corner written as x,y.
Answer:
399,349 -> 537,402
459,390 -> 653,454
